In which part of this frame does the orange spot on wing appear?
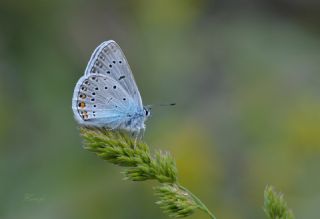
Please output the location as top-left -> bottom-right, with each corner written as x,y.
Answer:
79,102 -> 86,109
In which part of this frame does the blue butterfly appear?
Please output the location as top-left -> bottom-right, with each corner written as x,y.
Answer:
72,40 -> 150,134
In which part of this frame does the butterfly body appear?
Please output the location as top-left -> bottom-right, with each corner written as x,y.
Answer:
72,40 -> 150,133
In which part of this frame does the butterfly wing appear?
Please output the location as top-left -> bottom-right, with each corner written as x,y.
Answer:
84,40 -> 143,109
72,74 -> 138,128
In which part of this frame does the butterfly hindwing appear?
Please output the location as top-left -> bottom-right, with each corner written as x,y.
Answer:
72,74 -> 136,128
84,40 -> 143,108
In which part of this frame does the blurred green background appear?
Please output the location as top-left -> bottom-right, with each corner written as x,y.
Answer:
1,0 -> 320,218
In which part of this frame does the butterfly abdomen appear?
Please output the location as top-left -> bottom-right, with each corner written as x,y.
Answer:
121,111 -> 145,132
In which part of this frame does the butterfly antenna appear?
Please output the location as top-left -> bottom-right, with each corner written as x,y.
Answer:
159,103 -> 176,107
147,103 -> 176,109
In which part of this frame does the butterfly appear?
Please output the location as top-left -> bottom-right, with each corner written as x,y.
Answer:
72,40 -> 150,135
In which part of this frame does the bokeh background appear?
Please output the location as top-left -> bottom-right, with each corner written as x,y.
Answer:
1,0 -> 320,218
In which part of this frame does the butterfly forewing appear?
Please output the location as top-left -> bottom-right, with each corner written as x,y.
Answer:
84,40 -> 143,108
72,74 -> 136,128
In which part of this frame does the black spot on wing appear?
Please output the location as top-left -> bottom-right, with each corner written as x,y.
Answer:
119,75 -> 125,80
126,119 -> 132,126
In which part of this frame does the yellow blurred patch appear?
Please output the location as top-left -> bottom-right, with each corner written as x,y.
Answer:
284,101 -> 320,153
163,121 -> 222,191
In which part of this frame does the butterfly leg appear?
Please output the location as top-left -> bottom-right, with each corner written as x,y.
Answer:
131,131 -> 139,149
139,127 -> 145,140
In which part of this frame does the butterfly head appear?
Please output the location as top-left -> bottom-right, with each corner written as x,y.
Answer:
143,106 -> 151,118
